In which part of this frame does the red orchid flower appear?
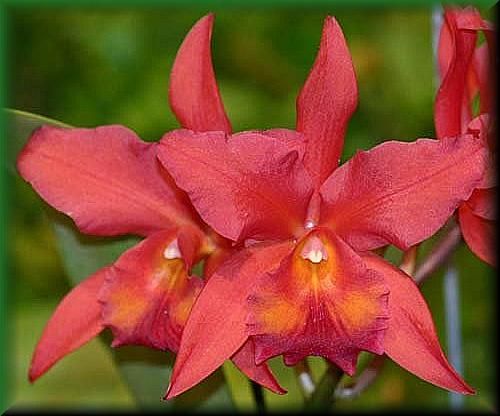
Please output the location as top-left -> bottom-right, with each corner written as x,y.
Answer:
16,15 -> 284,394
157,15 -> 487,398
435,6 -> 496,266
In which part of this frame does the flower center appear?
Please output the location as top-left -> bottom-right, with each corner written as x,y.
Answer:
292,231 -> 337,295
163,238 -> 182,259
300,235 -> 328,264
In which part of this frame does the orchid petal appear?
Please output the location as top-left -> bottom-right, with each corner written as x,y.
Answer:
459,203 -> 495,266
232,339 -> 286,395
296,16 -> 358,188
248,229 -> 388,375
362,253 -> 474,395
454,6 -> 494,32
165,241 -> 292,399
437,10 -> 453,80
99,229 -> 203,352
466,188 -> 495,220
169,14 -> 232,133
466,116 -> 495,189
29,269 -> 106,382
320,134 -> 487,251
435,9 -> 478,138
17,125 -> 198,237
158,129 -> 313,242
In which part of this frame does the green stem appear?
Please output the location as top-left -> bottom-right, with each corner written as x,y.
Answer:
294,359 -> 315,397
303,364 -> 343,412
250,381 -> 266,414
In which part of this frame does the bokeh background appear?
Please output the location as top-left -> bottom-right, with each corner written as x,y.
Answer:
6,3 -> 496,412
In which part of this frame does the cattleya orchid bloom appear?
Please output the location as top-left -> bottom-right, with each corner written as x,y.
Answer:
435,6 -> 496,266
16,14 -> 284,394
157,15 -> 488,398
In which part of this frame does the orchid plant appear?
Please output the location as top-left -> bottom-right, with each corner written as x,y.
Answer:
10,5 -> 495,412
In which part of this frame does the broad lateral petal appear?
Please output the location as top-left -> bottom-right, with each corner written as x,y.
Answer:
362,253 -> 474,395
248,229 -> 388,376
99,229 -> 203,352
320,134 -> 487,252
158,130 -> 313,242
169,14 -> 232,133
29,269 -> 106,382
459,203 -> 495,266
165,241 -> 293,399
435,9 -> 477,139
17,125 -> 198,237
296,16 -> 358,188
232,339 -> 286,394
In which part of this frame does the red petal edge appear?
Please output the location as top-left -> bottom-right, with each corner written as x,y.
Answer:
232,339 -> 286,395
169,14 -> 232,133
296,15 -> 358,189
459,203 -> 495,266
362,253 -> 474,395
29,269 -> 106,382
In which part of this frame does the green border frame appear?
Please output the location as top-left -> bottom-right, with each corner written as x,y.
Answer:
0,0 -> 495,412
0,0 -> 496,6
1,3 -> 8,413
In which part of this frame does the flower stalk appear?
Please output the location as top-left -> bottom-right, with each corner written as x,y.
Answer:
303,364 -> 343,411
294,360 -> 316,397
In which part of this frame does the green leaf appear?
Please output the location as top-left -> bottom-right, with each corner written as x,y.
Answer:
6,109 -> 234,411
48,210 -> 139,286
222,361 -> 257,412
4,109 -> 70,176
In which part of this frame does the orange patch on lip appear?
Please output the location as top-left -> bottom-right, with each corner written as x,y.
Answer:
330,291 -> 380,329
293,231 -> 337,295
251,230 -> 339,337
150,257 -> 186,292
172,286 -> 200,327
255,297 -> 303,334
106,254 -> 192,332
107,288 -> 148,329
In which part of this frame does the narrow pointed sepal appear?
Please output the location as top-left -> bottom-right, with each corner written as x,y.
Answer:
169,14 -> 232,133
362,253 -> 475,395
296,15 -> 358,188
29,269 -> 107,382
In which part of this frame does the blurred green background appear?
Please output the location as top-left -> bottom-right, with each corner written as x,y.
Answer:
6,4 -> 496,413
